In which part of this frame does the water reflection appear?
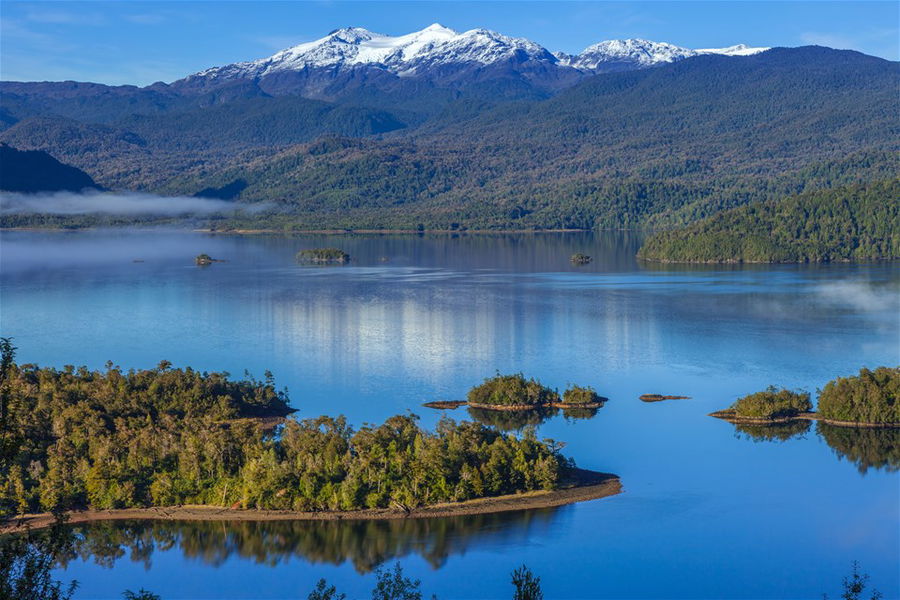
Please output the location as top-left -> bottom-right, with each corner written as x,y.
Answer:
817,423 -> 900,474
725,419 -> 899,473
466,406 -> 600,431
731,420 -> 812,443
60,509 -> 561,574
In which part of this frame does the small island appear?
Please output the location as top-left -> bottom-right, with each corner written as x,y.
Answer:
195,253 -> 223,265
640,394 -> 691,402
711,367 -> 900,428
466,374 -> 606,410
296,248 -> 350,264
570,253 -> 592,265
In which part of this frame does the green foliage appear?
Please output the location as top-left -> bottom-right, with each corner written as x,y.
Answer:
817,367 -> 900,424
638,181 -> 900,263
0,361 -> 570,515
371,563 -> 422,600
730,387 -> 812,419
467,374 -> 559,408
307,579 -> 346,600
561,385 -> 602,405
511,565 -> 543,600
296,248 -> 351,264
0,519 -> 78,600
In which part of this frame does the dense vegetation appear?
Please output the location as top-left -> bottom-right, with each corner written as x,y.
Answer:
0,144 -> 98,193
561,385 -> 603,405
2,49 -> 897,232
466,376 -> 604,410
728,387 -> 813,419
0,355 -> 572,517
817,367 -> 900,424
296,248 -> 351,264
638,181 -> 900,263
467,374 -> 559,408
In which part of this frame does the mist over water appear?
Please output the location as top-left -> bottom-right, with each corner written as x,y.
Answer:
0,190 -> 269,215
1,230 -> 897,599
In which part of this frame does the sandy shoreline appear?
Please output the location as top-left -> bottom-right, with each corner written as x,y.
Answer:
709,409 -> 900,428
0,469 -> 620,535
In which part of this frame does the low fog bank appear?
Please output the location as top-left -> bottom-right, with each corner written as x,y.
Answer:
816,280 -> 900,313
0,190 -> 270,216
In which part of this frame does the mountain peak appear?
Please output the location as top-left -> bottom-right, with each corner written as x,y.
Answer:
183,25 -> 771,88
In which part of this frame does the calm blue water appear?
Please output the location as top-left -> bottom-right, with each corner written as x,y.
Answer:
1,230 -> 898,600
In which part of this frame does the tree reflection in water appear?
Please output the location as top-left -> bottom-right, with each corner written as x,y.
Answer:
731,420 -> 812,443
817,423 -> 900,474
59,508 -> 560,574
725,419 -> 899,474
466,406 -> 599,432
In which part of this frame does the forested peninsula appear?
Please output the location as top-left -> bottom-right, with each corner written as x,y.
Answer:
0,349 -> 617,529
638,181 -> 900,263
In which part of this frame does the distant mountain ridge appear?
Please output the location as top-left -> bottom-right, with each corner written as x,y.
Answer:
171,24 -> 768,95
0,32 -> 895,235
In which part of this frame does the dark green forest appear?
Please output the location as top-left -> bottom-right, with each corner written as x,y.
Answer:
0,356 -> 571,517
638,180 -> 900,263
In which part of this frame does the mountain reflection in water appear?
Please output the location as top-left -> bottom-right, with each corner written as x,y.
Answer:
60,508 -> 560,574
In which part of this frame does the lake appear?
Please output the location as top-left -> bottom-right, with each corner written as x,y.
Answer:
1,229 -> 897,599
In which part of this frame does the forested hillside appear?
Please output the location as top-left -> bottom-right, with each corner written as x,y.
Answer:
637,180 -> 900,263
0,144 -> 99,193
1,47 -> 897,232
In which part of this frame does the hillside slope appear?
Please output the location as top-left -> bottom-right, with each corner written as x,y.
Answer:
637,180 -> 900,263
0,144 -> 99,193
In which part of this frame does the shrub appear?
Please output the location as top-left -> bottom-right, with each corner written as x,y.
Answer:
562,385 -> 602,405
730,386 -> 812,419
467,374 -> 559,407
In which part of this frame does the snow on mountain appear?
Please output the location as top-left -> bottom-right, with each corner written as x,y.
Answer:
569,38 -> 698,70
696,44 -> 770,57
185,24 -> 768,86
195,24 -> 554,81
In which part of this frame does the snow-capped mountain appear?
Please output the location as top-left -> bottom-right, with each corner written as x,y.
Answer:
193,24 -> 556,82
173,24 -> 768,96
561,38 -> 769,72
562,39 -> 698,71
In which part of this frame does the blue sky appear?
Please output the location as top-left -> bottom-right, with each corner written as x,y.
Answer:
1,1 -> 897,85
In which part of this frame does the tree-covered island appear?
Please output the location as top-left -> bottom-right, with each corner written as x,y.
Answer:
711,367 -> 899,427
0,350 -> 618,527
296,248 -> 350,264
466,375 -> 606,410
